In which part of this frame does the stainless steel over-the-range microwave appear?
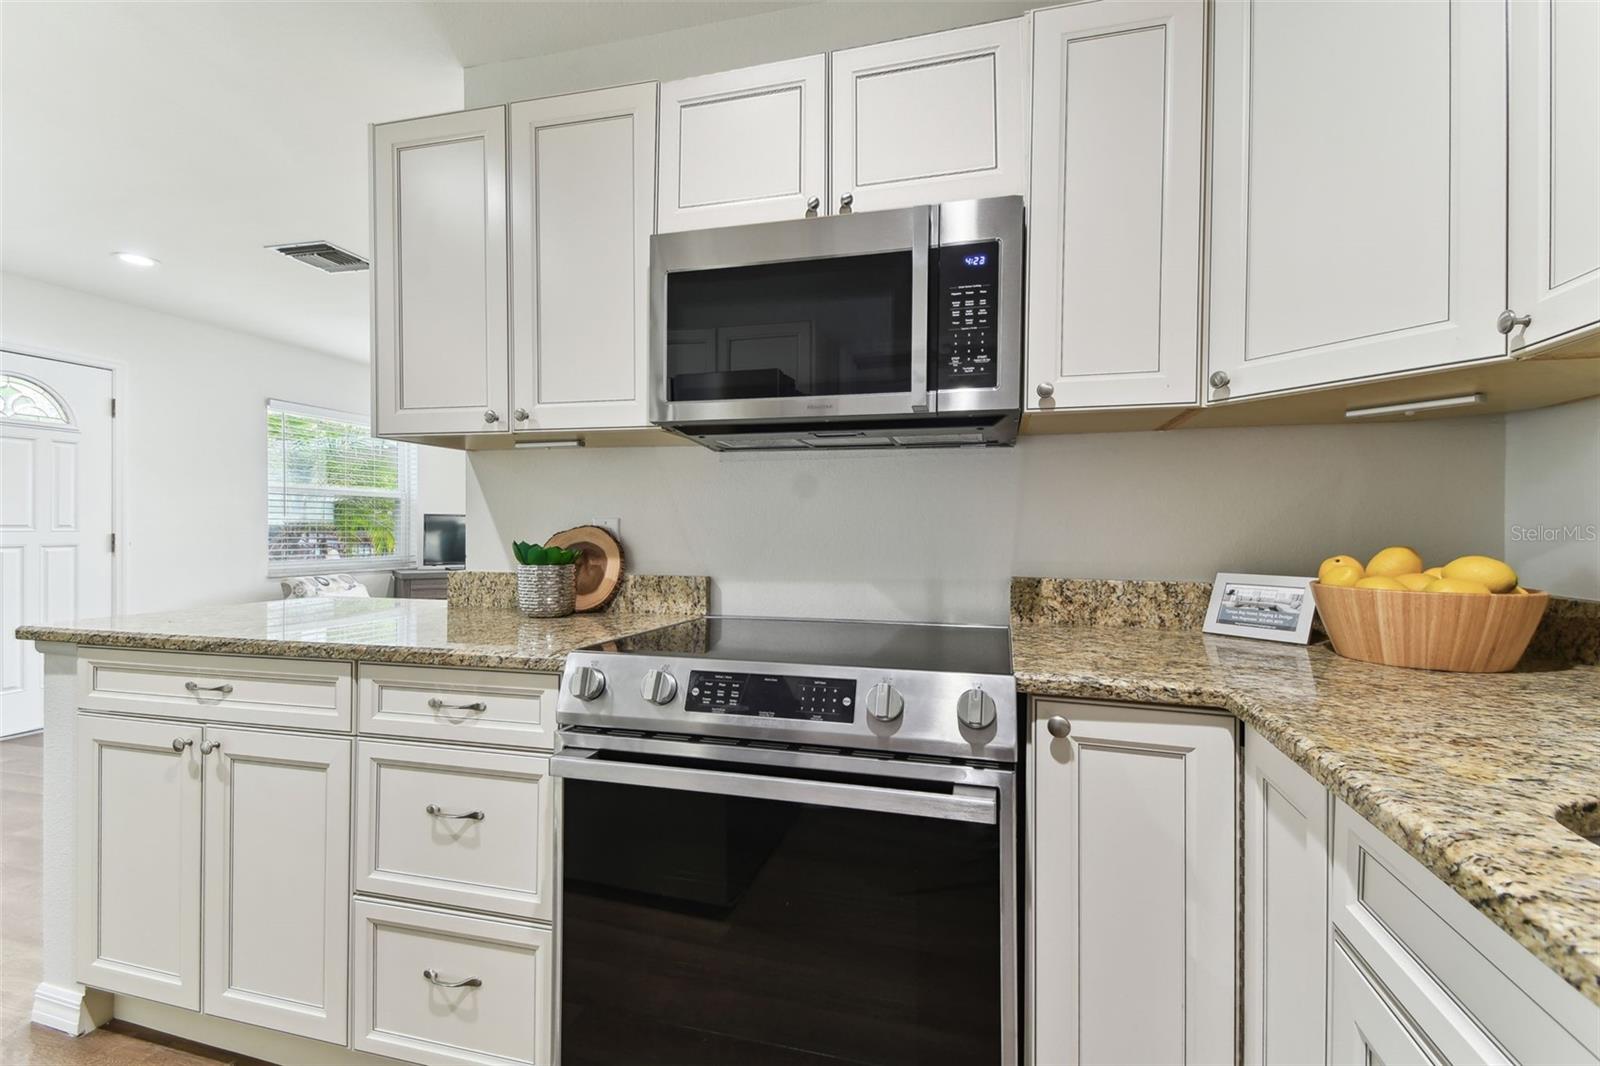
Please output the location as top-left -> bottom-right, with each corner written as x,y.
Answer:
649,196 -> 1024,451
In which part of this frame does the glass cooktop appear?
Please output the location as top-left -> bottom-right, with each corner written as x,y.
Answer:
593,616 -> 1012,677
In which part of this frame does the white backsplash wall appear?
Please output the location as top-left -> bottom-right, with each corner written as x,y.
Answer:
1504,397 -> 1600,599
468,417 -> 1509,624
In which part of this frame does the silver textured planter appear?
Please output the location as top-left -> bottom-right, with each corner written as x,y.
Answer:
516,564 -> 576,618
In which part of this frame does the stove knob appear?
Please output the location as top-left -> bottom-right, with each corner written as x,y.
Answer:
640,669 -> 678,705
956,687 -> 996,730
864,682 -> 904,722
568,666 -> 606,702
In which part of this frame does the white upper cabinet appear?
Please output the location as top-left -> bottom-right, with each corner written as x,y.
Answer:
373,107 -> 510,436
1509,0 -> 1600,351
658,56 -> 827,233
1027,1 -> 1203,410
1208,0 -> 1508,402
510,84 -> 656,430
832,20 -> 1027,215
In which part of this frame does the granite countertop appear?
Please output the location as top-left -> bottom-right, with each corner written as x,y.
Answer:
16,597 -> 701,673
1012,620 -> 1600,1007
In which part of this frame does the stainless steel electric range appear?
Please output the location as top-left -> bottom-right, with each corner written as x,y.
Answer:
551,615 -> 1019,1066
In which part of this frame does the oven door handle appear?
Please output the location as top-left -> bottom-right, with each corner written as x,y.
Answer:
550,749 -> 997,825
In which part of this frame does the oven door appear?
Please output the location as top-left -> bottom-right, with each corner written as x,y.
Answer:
650,206 -> 933,426
551,738 -> 1018,1066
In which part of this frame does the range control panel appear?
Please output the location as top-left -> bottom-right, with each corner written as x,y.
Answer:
685,671 -> 857,722
935,240 -> 1001,390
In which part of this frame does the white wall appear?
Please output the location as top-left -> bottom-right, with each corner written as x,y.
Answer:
464,1 -> 1035,105
1,273 -> 464,612
1504,397 -> 1600,599
467,418 -> 1510,624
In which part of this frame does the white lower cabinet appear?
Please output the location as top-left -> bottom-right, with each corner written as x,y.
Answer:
1030,699 -> 1237,1065
351,898 -> 554,1066
201,726 -> 351,1042
76,713 -> 350,1041
355,740 -> 555,920
1244,726 -> 1330,1066
76,714 -> 204,1009
1329,936 -> 1436,1066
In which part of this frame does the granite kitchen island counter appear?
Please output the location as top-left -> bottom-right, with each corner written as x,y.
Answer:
16,595 -> 704,673
1013,620 -> 1600,1007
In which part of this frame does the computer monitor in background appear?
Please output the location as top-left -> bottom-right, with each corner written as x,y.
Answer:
423,514 -> 466,568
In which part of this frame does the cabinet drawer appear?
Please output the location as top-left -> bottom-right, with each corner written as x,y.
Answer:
358,663 -> 556,750
1332,801 -> 1598,1064
351,899 -> 553,1066
77,648 -> 352,731
356,740 -> 554,920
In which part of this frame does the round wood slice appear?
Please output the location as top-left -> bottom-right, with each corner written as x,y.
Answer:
545,526 -> 624,612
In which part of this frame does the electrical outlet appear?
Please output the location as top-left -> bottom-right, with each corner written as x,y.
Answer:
593,517 -> 621,536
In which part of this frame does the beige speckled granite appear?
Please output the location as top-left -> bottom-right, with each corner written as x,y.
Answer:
1526,595 -> 1600,666
448,570 -> 709,615
1014,622 -> 1600,1005
16,597 -> 698,673
1011,577 -> 1214,629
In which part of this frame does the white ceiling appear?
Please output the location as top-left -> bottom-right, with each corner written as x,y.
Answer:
1,1 -> 808,362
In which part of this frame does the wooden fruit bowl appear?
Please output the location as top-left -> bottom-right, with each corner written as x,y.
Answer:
1311,582 -> 1549,672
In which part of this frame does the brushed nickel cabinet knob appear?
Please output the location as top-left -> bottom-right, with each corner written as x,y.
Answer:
1036,382 -> 1055,399
1209,371 -> 1230,389
1046,715 -> 1072,739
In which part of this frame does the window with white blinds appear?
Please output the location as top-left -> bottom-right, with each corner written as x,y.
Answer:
267,400 -> 417,575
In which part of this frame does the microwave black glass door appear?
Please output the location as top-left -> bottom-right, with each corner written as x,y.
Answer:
664,252 -> 914,402
562,777 -> 1001,1065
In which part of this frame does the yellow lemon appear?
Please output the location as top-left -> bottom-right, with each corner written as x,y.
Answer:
1319,564 -> 1364,588
1318,555 -> 1365,581
1441,555 -> 1517,593
1511,586 -> 1531,595
1355,576 -> 1407,591
1428,577 -> 1491,595
1365,546 -> 1424,577
1423,566 -> 1445,579
1395,573 -> 1435,591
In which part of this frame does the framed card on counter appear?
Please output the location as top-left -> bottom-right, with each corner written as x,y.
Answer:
1203,573 -> 1317,644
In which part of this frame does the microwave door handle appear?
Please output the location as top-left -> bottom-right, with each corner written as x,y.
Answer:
909,205 -> 932,414
550,749 -> 996,825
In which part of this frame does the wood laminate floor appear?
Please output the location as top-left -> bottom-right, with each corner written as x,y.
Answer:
0,733 -> 266,1066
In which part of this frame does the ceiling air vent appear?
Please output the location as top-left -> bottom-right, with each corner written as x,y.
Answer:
268,240 -> 369,273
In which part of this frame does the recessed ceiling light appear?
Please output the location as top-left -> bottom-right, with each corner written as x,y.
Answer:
113,252 -> 159,268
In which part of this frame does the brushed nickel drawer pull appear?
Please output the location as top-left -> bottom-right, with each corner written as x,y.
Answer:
422,969 -> 482,989
426,804 -> 486,822
427,698 -> 487,713
185,681 -> 234,695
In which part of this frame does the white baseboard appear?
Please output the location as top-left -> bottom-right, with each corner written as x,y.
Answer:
31,981 -> 110,1035
113,995 -> 404,1065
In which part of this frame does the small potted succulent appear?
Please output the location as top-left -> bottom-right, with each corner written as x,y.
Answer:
513,541 -> 584,618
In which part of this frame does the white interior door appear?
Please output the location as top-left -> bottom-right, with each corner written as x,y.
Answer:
1,351 -> 115,736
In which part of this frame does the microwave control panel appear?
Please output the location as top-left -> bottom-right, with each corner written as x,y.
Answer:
685,671 -> 856,723
935,240 -> 1001,390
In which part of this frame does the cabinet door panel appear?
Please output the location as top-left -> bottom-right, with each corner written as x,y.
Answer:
1209,0 -> 1506,400
1028,0 -> 1203,409
373,107 -> 509,435
1509,0 -> 1600,349
659,57 -> 826,232
832,20 -> 1026,214
75,714 -> 202,1008
1030,701 -> 1236,1065
1244,727 -> 1330,1066
202,727 -> 350,1043
1329,939 -> 1438,1066
511,84 -> 655,430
